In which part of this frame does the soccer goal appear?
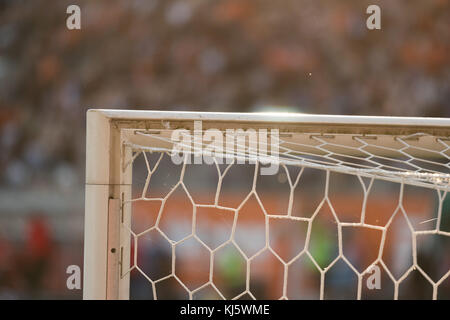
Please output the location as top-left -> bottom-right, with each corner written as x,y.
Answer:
84,109 -> 450,300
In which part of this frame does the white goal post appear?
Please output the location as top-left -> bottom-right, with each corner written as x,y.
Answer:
84,109 -> 450,300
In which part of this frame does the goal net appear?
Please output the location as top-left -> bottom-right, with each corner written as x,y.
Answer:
84,110 -> 450,300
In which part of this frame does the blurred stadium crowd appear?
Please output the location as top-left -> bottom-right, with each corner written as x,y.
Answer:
0,0 -> 449,298
1,0 -> 449,188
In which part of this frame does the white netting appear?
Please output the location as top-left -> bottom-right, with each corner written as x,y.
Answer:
121,129 -> 450,300
128,130 -> 450,190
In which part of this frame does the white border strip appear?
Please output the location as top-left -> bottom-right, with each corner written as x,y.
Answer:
90,109 -> 450,128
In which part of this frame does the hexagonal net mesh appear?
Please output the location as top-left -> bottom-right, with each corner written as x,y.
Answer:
121,129 -> 450,300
